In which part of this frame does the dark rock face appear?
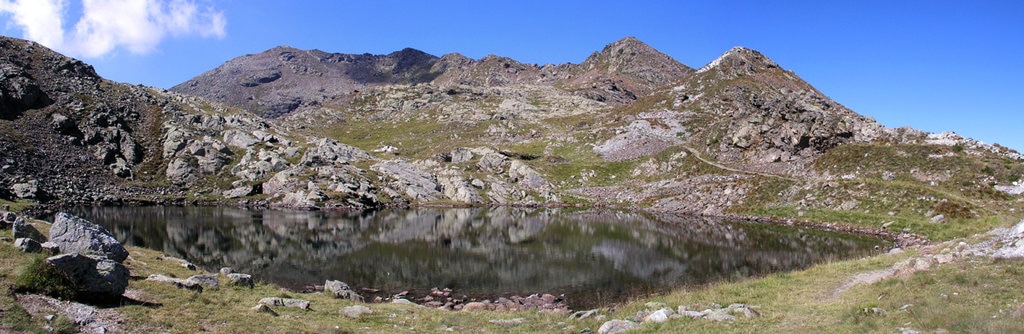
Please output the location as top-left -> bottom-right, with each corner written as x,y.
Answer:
0,64 -> 50,119
49,212 -> 129,263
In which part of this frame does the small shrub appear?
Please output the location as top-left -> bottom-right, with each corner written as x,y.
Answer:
13,257 -> 79,300
931,200 -> 974,219
50,315 -> 78,334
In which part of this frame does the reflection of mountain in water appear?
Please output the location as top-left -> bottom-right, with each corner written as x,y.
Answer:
69,206 -> 882,304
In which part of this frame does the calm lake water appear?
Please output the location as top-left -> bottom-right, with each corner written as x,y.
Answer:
67,206 -> 884,308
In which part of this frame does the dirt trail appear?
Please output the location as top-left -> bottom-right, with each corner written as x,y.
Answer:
681,146 -> 799,182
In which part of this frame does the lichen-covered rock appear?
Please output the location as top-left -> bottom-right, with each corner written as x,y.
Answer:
223,185 -> 258,199
49,212 -> 129,263
449,147 -> 474,163
0,63 -> 50,119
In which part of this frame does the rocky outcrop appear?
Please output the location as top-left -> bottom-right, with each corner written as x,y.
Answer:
0,41 -> 52,119
372,160 -> 443,202
300,138 -> 372,166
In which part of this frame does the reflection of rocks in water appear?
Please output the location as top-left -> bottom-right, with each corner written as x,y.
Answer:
68,206 -> 882,305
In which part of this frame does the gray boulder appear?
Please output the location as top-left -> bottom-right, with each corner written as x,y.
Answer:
146,274 -> 203,292
508,160 -> 549,190
0,65 -> 48,118
449,147 -> 474,163
597,319 -> 640,334
14,237 -> 41,253
165,157 -> 198,185
227,273 -> 254,288
258,297 -> 310,310
49,212 -> 129,263
477,152 -> 509,174
46,253 -> 129,297
324,280 -> 362,301
12,216 -> 45,241
187,274 -> 220,290
1,211 -> 17,228
223,129 -> 259,148
39,241 -> 60,255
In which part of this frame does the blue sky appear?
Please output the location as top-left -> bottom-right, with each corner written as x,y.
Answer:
2,0 -> 1023,152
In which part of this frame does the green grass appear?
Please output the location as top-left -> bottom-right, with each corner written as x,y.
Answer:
12,256 -> 80,300
751,206 -> 1008,241
0,222 -> 57,333
0,199 -> 35,212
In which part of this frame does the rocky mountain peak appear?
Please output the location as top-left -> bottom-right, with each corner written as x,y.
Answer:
580,36 -> 692,79
565,37 -> 693,102
696,46 -> 780,75
170,45 -> 443,118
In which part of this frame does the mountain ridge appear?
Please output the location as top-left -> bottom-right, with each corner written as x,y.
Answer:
171,37 -> 694,117
0,35 -> 1020,238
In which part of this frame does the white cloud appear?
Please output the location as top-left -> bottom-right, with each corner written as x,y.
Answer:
0,0 -> 225,58
0,0 -> 67,49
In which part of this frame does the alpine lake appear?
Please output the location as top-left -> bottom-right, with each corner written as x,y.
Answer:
65,206 -> 886,309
